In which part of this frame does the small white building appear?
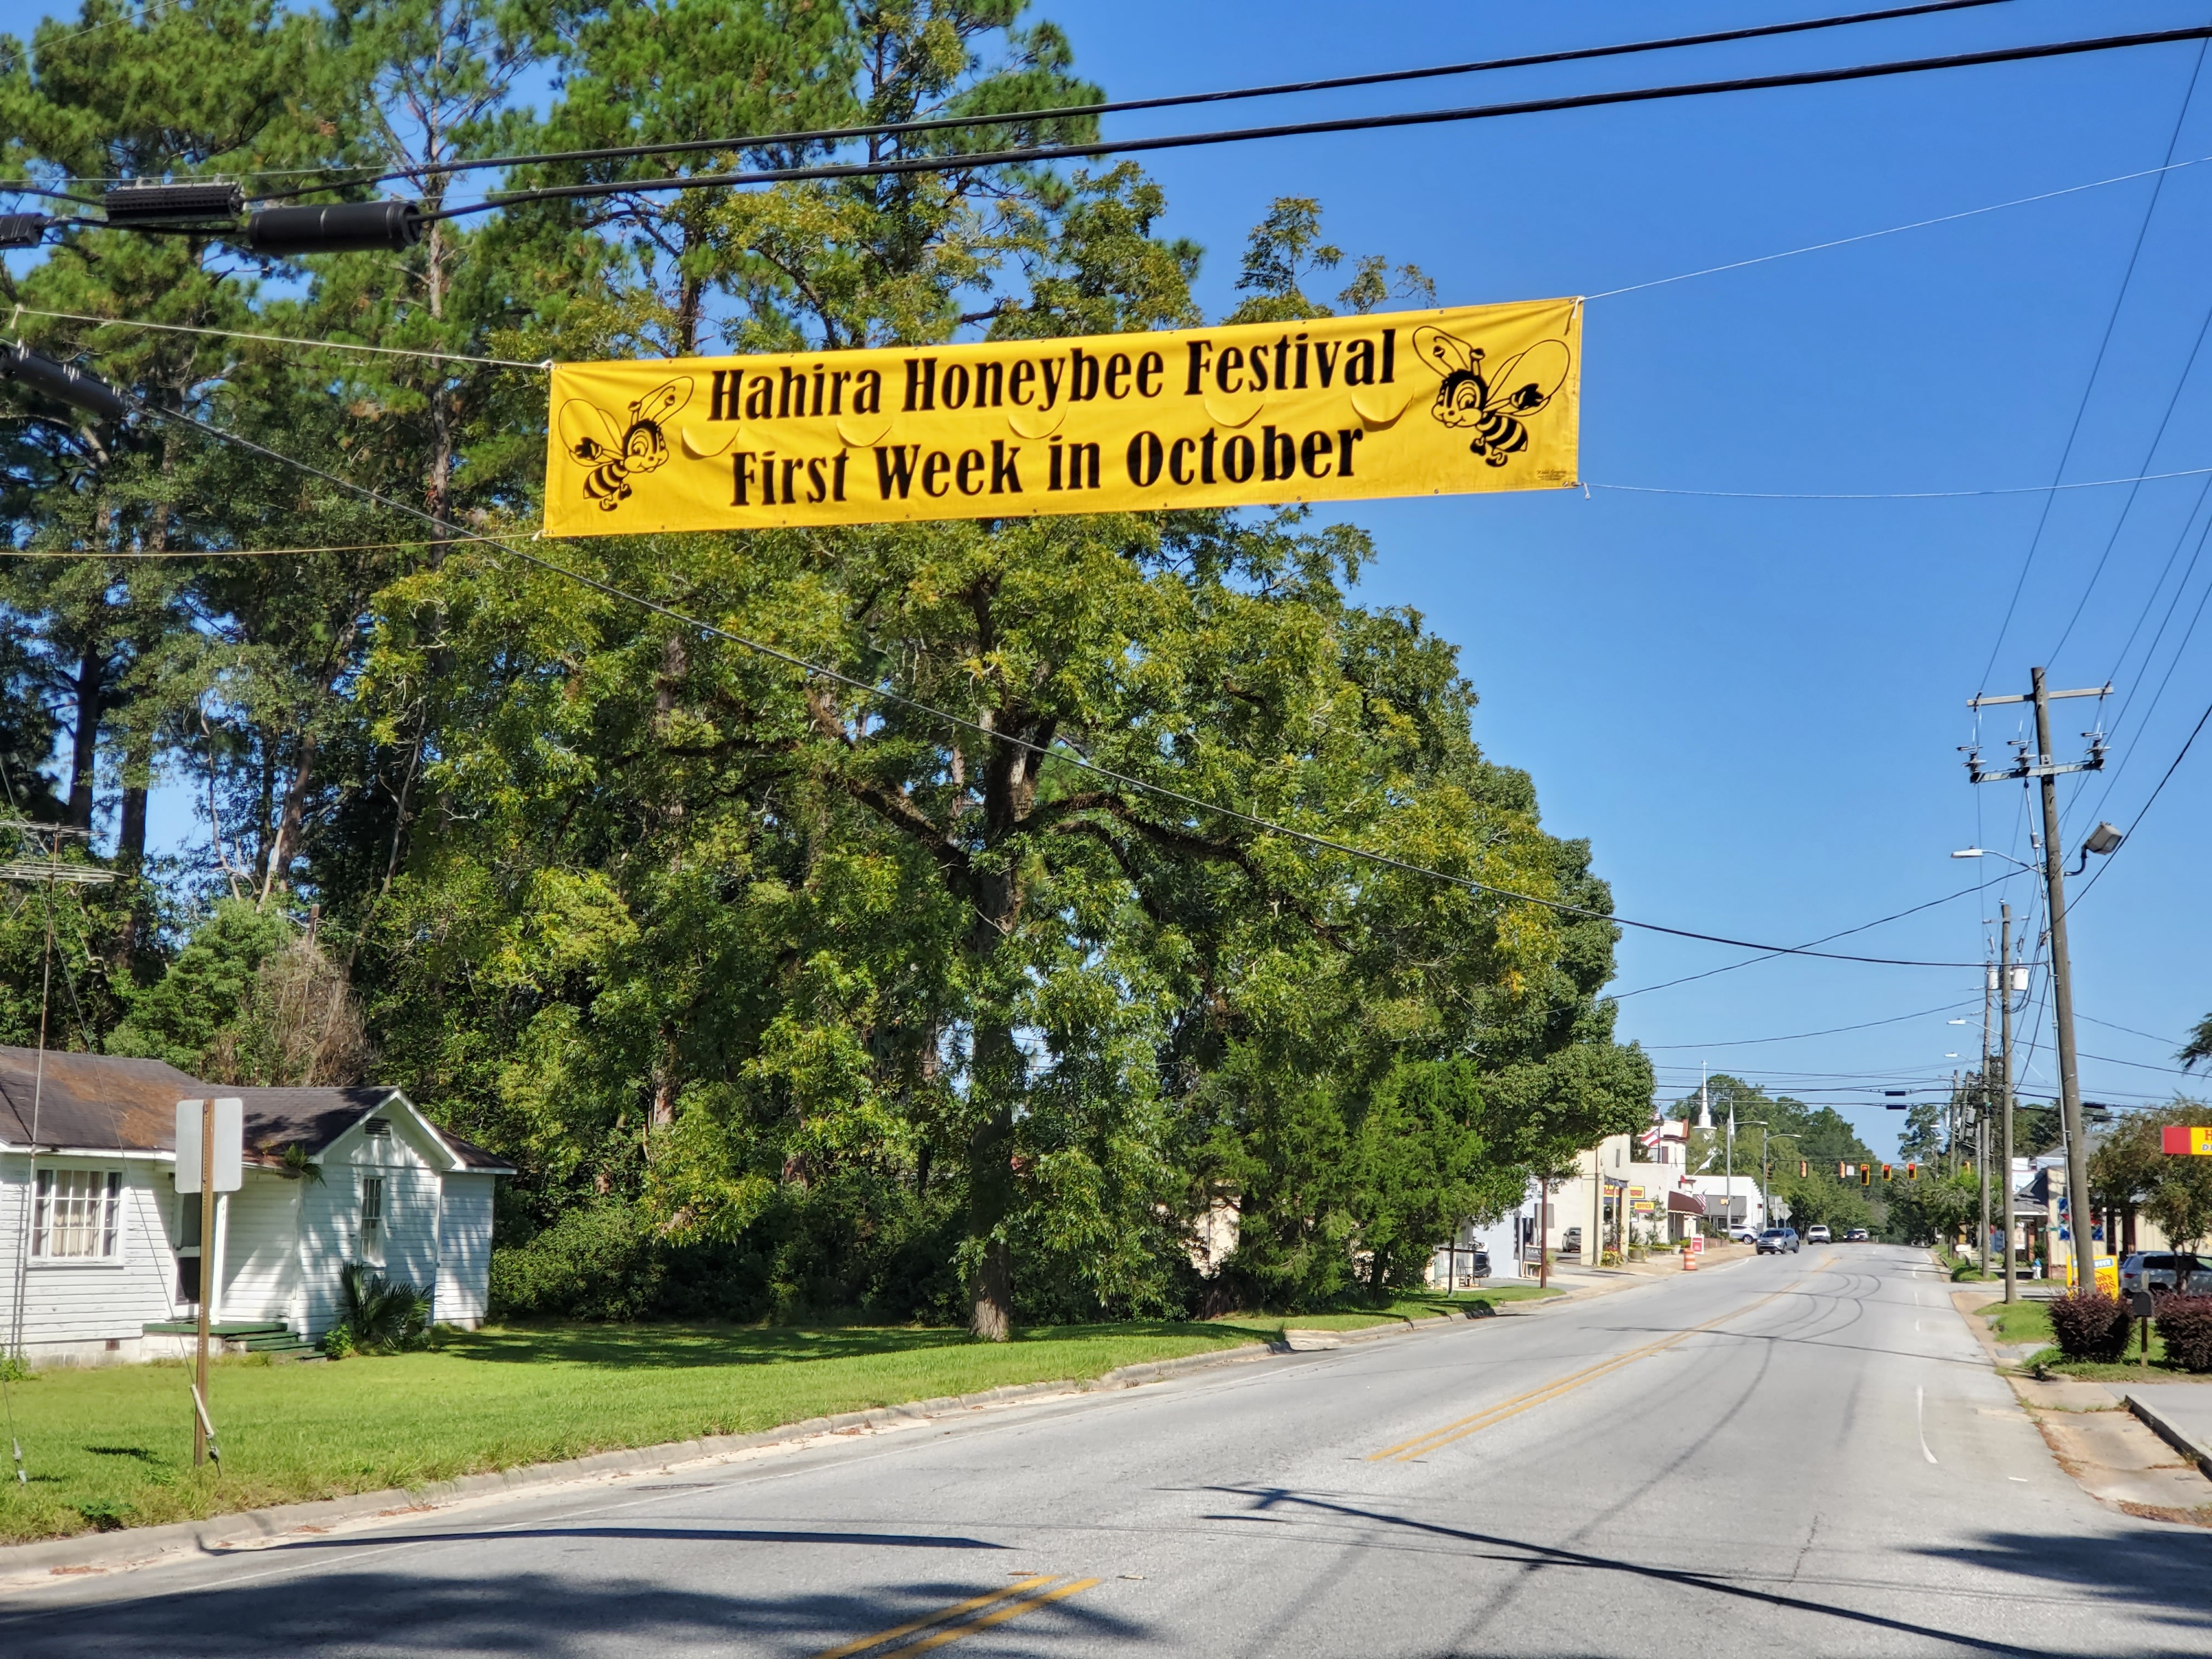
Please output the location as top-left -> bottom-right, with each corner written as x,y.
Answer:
1,1047 -> 511,1366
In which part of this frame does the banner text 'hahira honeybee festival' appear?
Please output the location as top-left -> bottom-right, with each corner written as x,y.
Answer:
543,298 -> 1580,536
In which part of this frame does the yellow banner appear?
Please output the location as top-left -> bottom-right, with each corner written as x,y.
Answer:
543,299 -> 1580,536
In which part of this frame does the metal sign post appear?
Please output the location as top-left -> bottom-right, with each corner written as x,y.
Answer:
175,1098 -> 242,1467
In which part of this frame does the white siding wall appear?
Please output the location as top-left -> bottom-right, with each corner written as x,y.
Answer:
438,1174 -> 496,1327
217,1173 -> 302,1324
296,1165 -> 352,1341
300,1111 -> 447,1340
0,1153 -> 185,1356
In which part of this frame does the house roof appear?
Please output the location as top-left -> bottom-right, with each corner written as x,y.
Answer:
0,1047 -> 511,1173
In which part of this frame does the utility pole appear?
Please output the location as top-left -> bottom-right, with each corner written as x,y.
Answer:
2000,903 -> 2017,1302
1,821 -> 112,1366
1980,955 -> 1994,1271
1966,668 -> 2110,1289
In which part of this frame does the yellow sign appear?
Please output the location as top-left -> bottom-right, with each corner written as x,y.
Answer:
543,300 -> 1581,536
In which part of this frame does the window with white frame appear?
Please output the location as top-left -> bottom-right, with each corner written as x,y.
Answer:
32,1168 -> 122,1260
360,1174 -> 385,1263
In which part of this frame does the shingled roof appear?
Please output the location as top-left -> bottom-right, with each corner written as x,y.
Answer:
0,1046 -> 511,1172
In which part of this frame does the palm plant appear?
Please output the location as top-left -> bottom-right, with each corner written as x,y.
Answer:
331,1262 -> 431,1355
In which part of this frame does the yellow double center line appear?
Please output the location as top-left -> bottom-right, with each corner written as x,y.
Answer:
1368,1278 -> 1814,1463
808,1574 -> 1101,1659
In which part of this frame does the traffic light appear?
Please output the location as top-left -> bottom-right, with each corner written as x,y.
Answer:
1860,1163 -> 1872,1186
1798,1159 -> 1808,1178
1882,1163 -> 1893,1182
1838,1161 -> 1852,1181
1906,1161 -> 1918,1181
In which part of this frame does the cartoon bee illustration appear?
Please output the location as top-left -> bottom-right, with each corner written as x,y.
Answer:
1411,328 -> 1571,467
557,377 -> 693,510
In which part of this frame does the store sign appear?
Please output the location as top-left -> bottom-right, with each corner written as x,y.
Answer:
2162,1125 -> 2212,1155
543,300 -> 1582,535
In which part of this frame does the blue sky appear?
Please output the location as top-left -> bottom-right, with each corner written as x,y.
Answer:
10,0 -> 2212,1155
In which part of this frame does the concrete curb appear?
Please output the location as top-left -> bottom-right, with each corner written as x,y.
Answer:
2123,1391 -> 2212,1481
1,1300 -> 1565,1584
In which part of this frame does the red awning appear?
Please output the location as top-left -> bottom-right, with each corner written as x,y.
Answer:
1667,1190 -> 1706,1215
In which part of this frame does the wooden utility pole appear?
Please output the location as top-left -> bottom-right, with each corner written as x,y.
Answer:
1966,670 -> 2110,1288
2000,904 -> 2017,1302
1980,953 -> 1993,1271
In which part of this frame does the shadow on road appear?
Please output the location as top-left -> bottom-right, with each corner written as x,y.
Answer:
0,1567 -> 1142,1657
1201,1486 -> 2208,1657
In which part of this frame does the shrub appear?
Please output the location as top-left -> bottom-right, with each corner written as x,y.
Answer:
321,1263 -> 430,1357
489,1201 -> 665,1322
2047,1291 -> 2132,1362
2155,1294 -> 2212,1373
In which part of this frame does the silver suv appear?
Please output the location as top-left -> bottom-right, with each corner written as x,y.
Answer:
1756,1227 -> 1799,1255
2118,1252 -> 2212,1295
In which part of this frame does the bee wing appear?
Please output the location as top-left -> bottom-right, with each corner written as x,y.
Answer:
631,377 -> 693,427
557,398 -> 623,462
1479,340 -> 1572,415
1411,325 -> 1480,380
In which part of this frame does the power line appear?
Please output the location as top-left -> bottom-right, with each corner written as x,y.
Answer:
1611,879 -> 1989,998
9,307 -> 549,370
2075,1011 -> 2183,1047
1589,463 -> 2212,501
1586,145 -> 2212,301
241,2 -> 2013,202
129,394 -> 1986,973
0,539 -> 431,561
1638,998 -> 1982,1049
1975,32 -> 2208,695
407,25 -> 2212,224
2067,691 -> 2212,909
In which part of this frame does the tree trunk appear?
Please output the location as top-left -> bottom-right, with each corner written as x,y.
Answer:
966,1019 -> 1021,1341
66,648 -> 104,831
259,729 -> 319,904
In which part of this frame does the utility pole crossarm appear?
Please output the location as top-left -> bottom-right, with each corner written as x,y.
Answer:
1966,684 -> 2110,708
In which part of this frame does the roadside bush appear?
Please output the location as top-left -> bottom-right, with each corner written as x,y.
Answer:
489,1200 -> 667,1321
2047,1291 -> 2132,1362
2154,1294 -> 2212,1373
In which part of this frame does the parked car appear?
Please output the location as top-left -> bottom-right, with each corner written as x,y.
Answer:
1731,1226 -> 1761,1245
2117,1252 -> 2212,1295
1757,1227 -> 1799,1255
1805,1225 -> 1832,1244
1845,1228 -> 1871,1243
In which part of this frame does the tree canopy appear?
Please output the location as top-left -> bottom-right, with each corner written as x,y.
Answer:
0,0 -> 1651,1335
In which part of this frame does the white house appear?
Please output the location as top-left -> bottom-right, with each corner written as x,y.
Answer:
1,1047 -> 512,1366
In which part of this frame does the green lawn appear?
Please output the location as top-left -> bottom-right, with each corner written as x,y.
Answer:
0,1292 -> 1551,1546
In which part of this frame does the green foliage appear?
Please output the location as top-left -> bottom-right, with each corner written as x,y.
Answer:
2154,1295 -> 2212,1374
104,899 -> 292,1072
323,1262 -> 431,1356
2091,1099 -> 2212,1253
1,6 -> 1644,1338
1884,1170 -> 1980,1246
2047,1291 -> 2132,1363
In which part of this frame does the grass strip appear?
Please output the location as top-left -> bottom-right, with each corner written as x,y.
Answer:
0,1290 -> 1551,1545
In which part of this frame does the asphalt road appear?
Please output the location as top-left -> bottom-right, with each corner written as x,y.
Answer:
6,1245 -> 2209,1657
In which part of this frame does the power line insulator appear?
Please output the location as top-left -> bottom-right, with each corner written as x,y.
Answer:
0,213 -> 47,249
102,180 -> 245,223
244,201 -> 424,255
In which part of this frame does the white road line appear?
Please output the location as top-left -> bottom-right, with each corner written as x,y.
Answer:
1917,1385 -> 1939,1465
